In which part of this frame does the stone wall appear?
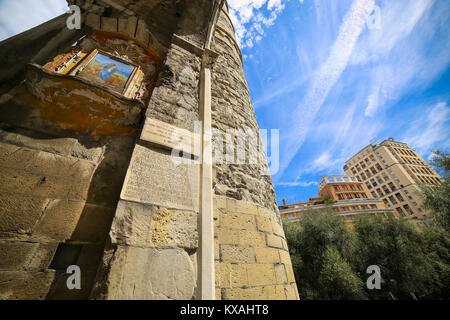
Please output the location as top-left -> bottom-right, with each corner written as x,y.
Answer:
211,8 -> 279,213
0,129 -> 133,299
209,7 -> 299,300
214,196 -> 299,299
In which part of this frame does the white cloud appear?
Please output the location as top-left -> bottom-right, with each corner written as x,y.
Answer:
276,0 -> 376,179
275,181 -> 317,187
402,102 -> 450,154
228,0 -> 300,48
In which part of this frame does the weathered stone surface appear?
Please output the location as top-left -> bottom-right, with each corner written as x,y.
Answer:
0,167 -> 92,201
246,264 -> 277,286
214,196 -> 298,299
223,285 -> 286,300
0,193 -> 47,236
121,145 -> 199,211
0,241 -> 38,270
105,246 -> 195,300
0,270 -> 55,300
110,200 -> 198,249
146,43 -> 201,132
211,10 -> 278,213
0,130 -> 104,162
32,199 -> 86,241
221,245 -> 255,264
27,242 -> 58,271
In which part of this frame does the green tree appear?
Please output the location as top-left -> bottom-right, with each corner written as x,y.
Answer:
283,210 -> 366,299
353,214 -> 436,299
419,150 -> 450,231
420,228 -> 450,299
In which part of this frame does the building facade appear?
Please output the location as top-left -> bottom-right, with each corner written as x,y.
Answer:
0,0 -> 298,300
343,138 -> 442,226
280,175 -> 394,226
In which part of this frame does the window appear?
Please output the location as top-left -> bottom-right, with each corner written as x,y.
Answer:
403,204 -> 414,215
371,179 -> 377,187
388,195 -> 397,205
395,207 -> 405,217
388,182 -> 396,192
395,193 -> 404,202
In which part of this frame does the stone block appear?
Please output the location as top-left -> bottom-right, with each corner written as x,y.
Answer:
135,19 -> 150,45
223,284 -> 285,300
125,16 -> 138,38
101,17 -> 117,32
0,241 -> 38,270
221,245 -> 255,263
266,233 -> 284,249
85,13 -> 100,29
285,263 -> 296,283
0,193 -> 47,235
254,247 -> 280,264
279,250 -> 293,266
0,270 -> 55,300
285,283 -> 299,300
0,143 -> 96,181
27,242 -> 58,271
246,264 -> 276,286
214,240 -> 219,260
215,263 -> 248,288
272,220 -> 285,237
255,216 -> 273,233
274,263 -> 288,284
110,201 -> 198,249
0,167 -> 91,201
32,199 -> 85,241
221,212 -> 255,230
104,246 -> 195,300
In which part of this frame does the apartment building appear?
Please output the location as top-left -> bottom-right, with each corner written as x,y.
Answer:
343,138 -> 442,226
280,175 -> 394,226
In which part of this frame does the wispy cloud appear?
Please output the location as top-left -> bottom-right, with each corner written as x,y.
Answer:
402,101 -> 450,154
275,181 -> 317,187
276,0 -> 375,179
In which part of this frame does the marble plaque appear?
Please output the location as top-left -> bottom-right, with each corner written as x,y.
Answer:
141,117 -> 201,157
121,144 -> 200,211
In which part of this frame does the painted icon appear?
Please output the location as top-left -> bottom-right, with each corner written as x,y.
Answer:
78,52 -> 135,93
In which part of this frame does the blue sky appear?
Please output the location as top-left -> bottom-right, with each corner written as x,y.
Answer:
229,0 -> 450,205
1,0 -> 449,206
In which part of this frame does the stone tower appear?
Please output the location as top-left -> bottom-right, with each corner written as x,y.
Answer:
0,0 -> 299,300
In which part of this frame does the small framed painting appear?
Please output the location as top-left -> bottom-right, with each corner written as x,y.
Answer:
71,49 -> 139,95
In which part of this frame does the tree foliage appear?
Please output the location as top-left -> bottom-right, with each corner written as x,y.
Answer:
419,150 -> 450,231
283,211 -> 366,299
283,211 -> 450,300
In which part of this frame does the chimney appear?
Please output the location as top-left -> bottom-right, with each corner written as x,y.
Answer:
282,199 -> 287,206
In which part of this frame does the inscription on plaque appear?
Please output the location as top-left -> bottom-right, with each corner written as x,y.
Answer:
141,117 -> 201,157
121,144 -> 200,211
